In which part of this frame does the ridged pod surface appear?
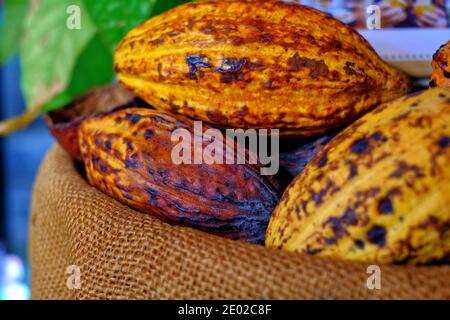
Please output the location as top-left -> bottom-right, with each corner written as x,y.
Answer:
114,0 -> 410,136
431,41 -> 450,88
266,88 -> 450,264
79,108 -> 280,243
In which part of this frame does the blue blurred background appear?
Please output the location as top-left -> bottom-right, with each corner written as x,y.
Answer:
0,57 -> 53,299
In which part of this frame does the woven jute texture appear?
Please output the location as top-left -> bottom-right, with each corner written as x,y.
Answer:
29,145 -> 450,300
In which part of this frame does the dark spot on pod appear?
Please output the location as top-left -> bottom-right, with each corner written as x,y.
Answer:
248,61 -> 266,71
438,136 -> 450,148
311,179 -> 333,206
230,37 -> 244,46
126,142 -> 134,152
220,73 -> 234,83
410,102 -> 419,108
144,187 -> 158,196
216,58 -> 248,74
344,61 -> 357,75
124,194 -> 133,200
116,182 -> 132,193
355,239 -> 365,249
125,113 -> 142,125
262,80 -> 273,89
259,33 -> 274,43
287,52 -> 329,78
444,70 -> 450,78
169,101 -> 180,113
389,160 -> 423,179
149,168 -> 155,175
144,130 -> 153,139
125,157 -> 140,169
233,106 -> 249,117
378,197 -> 393,214
311,192 -> 321,204
206,110 -> 224,123
186,54 -> 211,79
351,138 -> 369,154
325,238 -> 337,245
99,162 -> 108,173
105,141 -> 112,151
318,154 -> 328,168
429,80 -> 436,88
438,93 -> 447,99
348,161 -> 358,180
323,208 -> 357,244
152,115 -> 171,125
367,226 -> 386,247
92,155 -> 100,164
201,23 -> 215,34
371,132 -> 387,142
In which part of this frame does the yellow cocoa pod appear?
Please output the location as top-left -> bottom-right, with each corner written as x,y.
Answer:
114,0 -> 410,136
266,88 -> 450,264
431,41 -> 450,88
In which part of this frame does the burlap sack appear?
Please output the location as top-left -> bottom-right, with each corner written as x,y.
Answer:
29,145 -> 450,300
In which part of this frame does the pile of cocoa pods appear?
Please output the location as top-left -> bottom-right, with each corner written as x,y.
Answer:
46,0 -> 450,265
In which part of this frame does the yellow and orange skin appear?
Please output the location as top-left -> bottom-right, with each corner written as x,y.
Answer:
266,88 -> 450,264
431,41 -> 450,88
114,0 -> 410,137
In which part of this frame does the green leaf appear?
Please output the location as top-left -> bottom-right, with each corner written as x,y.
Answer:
0,0 -> 29,64
83,0 -> 156,53
20,0 -> 96,108
19,0 -> 194,113
44,33 -> 114,111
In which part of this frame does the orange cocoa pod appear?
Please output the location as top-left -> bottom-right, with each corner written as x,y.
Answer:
79,108 -> 280,243
431,41 -> 450,88
44,84 -> 142,160
114,0 -> 410,136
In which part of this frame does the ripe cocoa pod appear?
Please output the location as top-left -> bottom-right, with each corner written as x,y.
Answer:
431,41 -> 450,88
45,84 -> 143,160
79,108 -> 280,243
266,88 -> 450,264
114,0 -> 410,137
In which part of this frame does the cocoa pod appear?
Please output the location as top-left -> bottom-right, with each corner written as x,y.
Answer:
279,130 -> 339,178
114,0 -> 411,136
266,88 -> 450,264
45,84 -> 148,160
79,108 -> 280,243
431,41 -> 450,88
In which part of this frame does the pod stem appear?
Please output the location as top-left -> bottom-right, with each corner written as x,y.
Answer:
0,104 -> 43,136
